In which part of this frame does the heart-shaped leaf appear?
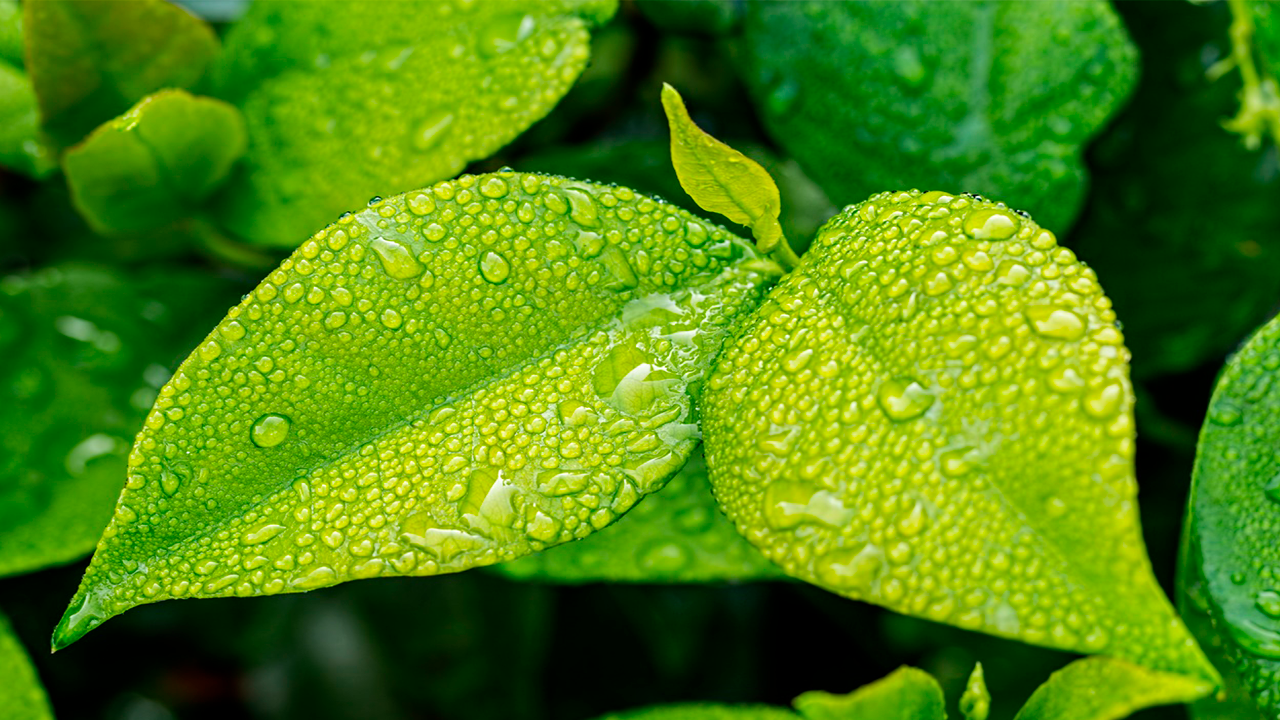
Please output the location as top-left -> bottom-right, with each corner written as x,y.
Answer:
209,0 -> 618,246
494,447 -> 783,583
63,89 -> 247,235
53,171 -> 779,649
24,0 -> 219,147
1182,311 -> 1280,717
0,265 -> 246,579
0,611 -> 53,720
737,0 -> 1137,233
1011,657 -> 1214,720
702,189 -> 1216,681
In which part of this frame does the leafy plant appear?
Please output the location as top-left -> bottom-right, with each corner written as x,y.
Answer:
4,1 -> 1280,719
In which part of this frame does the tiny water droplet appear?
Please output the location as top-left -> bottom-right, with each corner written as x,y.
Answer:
251,414 -> 291,448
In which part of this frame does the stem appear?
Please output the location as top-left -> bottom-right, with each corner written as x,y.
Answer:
771,235 -> 802,272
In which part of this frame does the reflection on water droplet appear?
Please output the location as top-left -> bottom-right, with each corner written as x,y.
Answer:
479,251 -> 511,284
1082,382 -> 1123,419
251,414 -> 291,448
371,237 -> 423,279
765,481 -> 854,530
876,377 -> 934,421
564,188 -> 600,228
963,209 -> 1020,240
412,111 -> 455,151
1209,399 -> 1244,426
478,14 -> 536,57
1258,590 -> 1280,619
1227,616 -> 1280,660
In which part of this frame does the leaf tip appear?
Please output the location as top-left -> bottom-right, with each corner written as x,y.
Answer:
50,589 -> 110,652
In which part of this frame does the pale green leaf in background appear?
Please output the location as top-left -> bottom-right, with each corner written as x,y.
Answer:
0,265 -> 244,579
53,172 -> 779,649
1011,657 -> 1214,720
209,0 -> 618,247
0,611 -> 54,720
738,0 -> 1137,234
24,0 -> 219,147
702,189 -> 1217,681
63,89 -> 247,235
494,447 -> 783,583
1181,311 -> 1280,717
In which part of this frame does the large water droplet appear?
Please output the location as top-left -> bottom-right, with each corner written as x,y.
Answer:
479,251 -> 511,284
814,544 -> 883,592
1258,590 -> 1280,619
876,377 -> 934,421
765,482 -> 854,529
963,208 -> 1020,240
1024,305 -> 1086,341
371,237 -> 423,279
251,414 -> 291,448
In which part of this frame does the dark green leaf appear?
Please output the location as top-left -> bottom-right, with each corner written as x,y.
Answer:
0,0 -> 23,67
53,172 -> 779,649
1183,310 -> 1280,716
63,89 -> 247,235
793,666 -> 945,720
494,447 -> 783,583
635,0 -> 743,37
1011,657 -> 1214,720
702,190 -> 1216,680
24,0 -> 219,147
0,264 -> 243,578
738,0 -> 1137,234
0,611 -> 53,720
209,0 -> 618,247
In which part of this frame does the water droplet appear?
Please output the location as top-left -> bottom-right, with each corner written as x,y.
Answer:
638,540 -> 691,574
892,45 -> 927,87
1227,616 -> 1280,659
1083,382 -> 1123,419
876,377 -> 934,421
1209,399 -> 1244,426
479,251 -> 511,284
939,447 -> 976,477
1266,471 -> 1280,504
371,237 -> 423,279
412,111 -> 455,151
479,177 -> 509,199
242,523 -> 286,545
477,14 -> 535,57
1024,305 -> 1086,341
765,482 -> 854,529
963,209 -> 1020,240
1258,590 -> 1280,618
251,414 -> 291,448
814,544 -> 883,592
564,188 -> 600,228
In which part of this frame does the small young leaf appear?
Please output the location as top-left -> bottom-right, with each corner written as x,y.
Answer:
702,190 -> 1217,681
0,59 -> 56,179
210,0 -> 618,247
792,666 -> 945,720
63,89 -> 247,235
661,84 -> 793,265
494,447 -> 784,583
738,1 -> 1137,233
53,172 -> 780,650
0,611 -> 53,720
1012,657 -> 1214,720
961,663 -> 991,720
1183,311 -> 1280,716
0,265 -> 246,579
24,0 -> 219,146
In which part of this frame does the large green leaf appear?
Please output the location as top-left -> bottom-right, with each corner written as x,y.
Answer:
738,0 -> 1136,234
494,447 -> 783,583
24,0 -> 219,147
63,89 -> 247,235
1182,311 -> 1280,717
701,189 -> 1216,681
0,58 -> 55,179
0,265 -> 244,579
209,0 -> 618,247
1011,657 -> 1214,720
53,171 -> 779,649
0,611 -> 53,720
1069,1 -> 1280,379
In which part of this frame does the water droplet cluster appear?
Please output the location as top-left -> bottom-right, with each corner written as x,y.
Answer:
495,448 -> 783,582
56,171 -> 777,645
214,0 -> 618,245
1186,312 -> 1280,710
703,190 -> 1206,676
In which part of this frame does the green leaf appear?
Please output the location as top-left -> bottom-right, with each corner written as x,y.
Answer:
209,0 -> 618,247
0,611 -> 53,720
0,0 -> 24,67
493,447 -> 784,583
594,705 -> 798,720
961,663 -> 991,720
635,0 -> 743,38
1070,2 -> 1280,379
0,264 -> 245,579
24,0 -> 219,147
1182,310 -> 1280,716
701,189 -> 1217,681
661,84 -> 792,265
738,0 -> 1137,234
792,666 -> 945,720
53,171 -> 780,650
63,89 -> 247,235
1012,657 -> 1214,720
0,58 -> 56,179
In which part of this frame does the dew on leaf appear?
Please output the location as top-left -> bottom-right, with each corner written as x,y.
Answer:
250,414 -> 291,448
